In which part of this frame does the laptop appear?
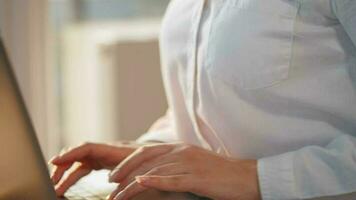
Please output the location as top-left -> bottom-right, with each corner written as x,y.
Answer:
0,38 -> 118,200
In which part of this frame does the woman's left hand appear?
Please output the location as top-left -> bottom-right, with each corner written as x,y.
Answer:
107,143 -> 261,200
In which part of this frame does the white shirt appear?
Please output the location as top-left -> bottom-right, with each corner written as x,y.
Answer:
138,0 -> 356,199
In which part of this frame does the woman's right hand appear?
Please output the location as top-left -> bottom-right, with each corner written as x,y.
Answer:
49,141 -> 142,197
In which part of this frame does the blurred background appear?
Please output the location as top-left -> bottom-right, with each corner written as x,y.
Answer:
0,0 -> 170,159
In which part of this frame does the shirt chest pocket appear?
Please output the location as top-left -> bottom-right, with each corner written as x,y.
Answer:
206,0 -> 299,90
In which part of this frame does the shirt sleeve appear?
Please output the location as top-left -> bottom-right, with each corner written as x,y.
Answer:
136,109 -> 179,143
258,135 -> 356,200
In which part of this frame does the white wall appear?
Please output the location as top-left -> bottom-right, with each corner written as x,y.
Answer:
61,21 -> 167,146
0,0 -> 60,159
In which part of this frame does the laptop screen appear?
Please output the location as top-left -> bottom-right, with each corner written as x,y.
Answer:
0,39 -> 56,199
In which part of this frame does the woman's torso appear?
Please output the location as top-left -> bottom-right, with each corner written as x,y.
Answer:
159,0 -> 356,158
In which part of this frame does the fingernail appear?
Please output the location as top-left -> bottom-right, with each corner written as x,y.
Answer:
50,156 -> 61,164
109,167 -> 121,182
49,156 -> 58,163
50,173 -> 56,181
113,191 -> 125,200
107,193 -> 116,200
135,176 -> 149,184
55,185 -> 64,197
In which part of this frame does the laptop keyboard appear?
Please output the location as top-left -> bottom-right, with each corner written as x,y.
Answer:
62,170 -> 211,200
64,170 -> 117,200
65,184 -> 108,200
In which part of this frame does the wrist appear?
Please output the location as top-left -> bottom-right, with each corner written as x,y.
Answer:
243,160 -> 262,200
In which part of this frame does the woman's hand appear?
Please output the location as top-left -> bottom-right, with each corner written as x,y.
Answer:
49,141 -> 142,197
108,143 -> 261,200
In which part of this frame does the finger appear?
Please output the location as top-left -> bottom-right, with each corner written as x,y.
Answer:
113,163 -> 188,200
109,144 -> 174,182
107,187 -> 121,200
55,162 -> 92,197
50,163 -> 72,184
48,148 -> 68,164
116,162 -> 188,199
53,143 -> 133,168
116,153 -> 179,187
146,163 -> 189,176
136,175 -> 192,193
113,181 -> 146,200
51,143 -> 94,165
